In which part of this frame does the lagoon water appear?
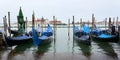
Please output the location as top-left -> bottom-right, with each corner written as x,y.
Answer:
0,27 -> 120,60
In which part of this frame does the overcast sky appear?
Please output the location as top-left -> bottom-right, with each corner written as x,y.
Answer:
0,0 -> 120,23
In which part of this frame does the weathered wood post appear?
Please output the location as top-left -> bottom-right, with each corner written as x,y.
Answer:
17,16 -> 20,31
25,17 -> 28,32
118,25 -> 120,41
8,12 -> 11,37
108,17 -> 111,28
72,16 -> 75,51
53,16 -> 55,30
3,16 -> 7,36
41,17 -> 44,32
88,20 -> 90,28
116,17 -> 118,28
108,17 -> 112,35
68,19 -> 70,36
73,16 -> 75,28
32,11 -> 35,28
53,16 -> 56,42
105,18 -> 107,30
68,19 -> 70,28
92,14 -> 95,29
0,16 -> 7,46
113,17 -> 115,25
80,18 -> 82,29
0,33 -> 3,47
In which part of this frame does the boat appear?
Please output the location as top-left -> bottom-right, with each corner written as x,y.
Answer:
0,31 -> 32,46
90,25 -> 119,42
3,34 -> 32,46
0,27 -> 32,46
73,25 -> 90,45
91,34 -> 118,42
32,24 -> 53,46
0,32 -> 32,46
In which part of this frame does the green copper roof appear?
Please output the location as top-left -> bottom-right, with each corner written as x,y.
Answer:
18,7 -> 23,17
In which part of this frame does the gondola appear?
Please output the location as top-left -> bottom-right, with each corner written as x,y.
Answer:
32,24 -> 53,46
4,35 -> 32,46
91,34 -> 118,42
90,25 -> 119,42
73,25 -> 90,45
3,34 -> 32,46
0,28 -> 32,46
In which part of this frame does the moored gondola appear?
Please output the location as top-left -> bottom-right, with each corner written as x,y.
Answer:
32,24 -> 53,46
4,34 -> 32,46
91,33 -> 119,42
0,31 -> 32,46
73,25 -> 90,45
90,25 -> 119,42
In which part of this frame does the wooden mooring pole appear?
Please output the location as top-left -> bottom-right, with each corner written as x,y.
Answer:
92,14 -> 95,29
68,19 -> 70,28
72,16 -> 75,45
25,17 -> 28,32
53,16 -> 56,42
3,16 -> 7,36
8,12 -> 11,37
105,18 -> 107,30
118,25 -> 120,41
0,16 -> 7,47
68,19 -> 70,36
80,18 -> 82,29
0,32 -> 3,47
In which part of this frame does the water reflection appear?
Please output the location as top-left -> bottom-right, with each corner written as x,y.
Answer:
1,28 -> 120,60
34,43 -> 51,60
93,39 -> 118,58
67,27 -> 70,52
75,40 -> 91,57
0,50 -> 5,60
7,41 -> 32,60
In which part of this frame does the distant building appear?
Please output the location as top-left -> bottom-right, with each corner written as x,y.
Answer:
27,18 -> 47,25
49,20 -> 64,25
73,21 -> 92,25
96,21 -> 104,25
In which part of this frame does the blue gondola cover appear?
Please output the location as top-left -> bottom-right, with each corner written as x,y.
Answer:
42,24 -> 53,36
82,25 -> 89,34
98,34 -> 112,38
32,27 -> 41,46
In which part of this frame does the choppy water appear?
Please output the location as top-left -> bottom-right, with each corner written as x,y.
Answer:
0,28 -> 120,60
